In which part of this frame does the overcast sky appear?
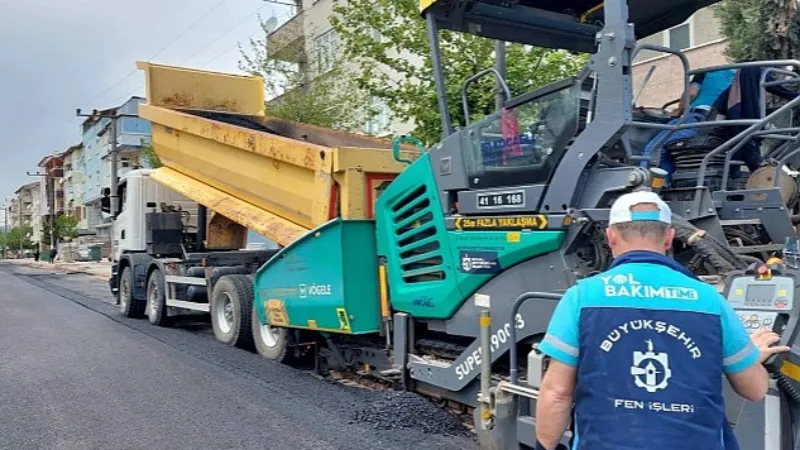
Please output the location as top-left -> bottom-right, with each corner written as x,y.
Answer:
0,0 -> 291,220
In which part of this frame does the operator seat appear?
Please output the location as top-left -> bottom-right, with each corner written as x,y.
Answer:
665,65 -> 800,190
665,68 -> 753,191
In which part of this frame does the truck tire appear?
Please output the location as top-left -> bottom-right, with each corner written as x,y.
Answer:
251,297 -> 290,363
119,266 -> 145,318
210,275 -> 254,349
146,269 -> 171,327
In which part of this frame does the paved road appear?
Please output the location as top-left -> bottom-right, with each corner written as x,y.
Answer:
0,264 -> 478,450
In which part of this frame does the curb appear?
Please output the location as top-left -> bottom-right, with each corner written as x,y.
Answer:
3,259 -> 110,280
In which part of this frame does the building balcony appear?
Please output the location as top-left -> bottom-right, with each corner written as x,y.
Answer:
267,11 -> 306,64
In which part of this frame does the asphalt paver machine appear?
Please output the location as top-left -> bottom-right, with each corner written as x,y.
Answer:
417,0 -> 800,448
118,1 -> 800,448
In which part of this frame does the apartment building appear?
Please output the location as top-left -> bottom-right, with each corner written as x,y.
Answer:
8,199 -> 19,229
632,6 -> 729,108
12,182 -> 41,245
37,153 -> 67,251
62,144 -> 89,232
13,182 -> 39,229
80,96 -> 152,235
266,0 -> 413,137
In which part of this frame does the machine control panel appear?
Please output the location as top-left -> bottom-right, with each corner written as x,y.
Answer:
724,270 -> 795,334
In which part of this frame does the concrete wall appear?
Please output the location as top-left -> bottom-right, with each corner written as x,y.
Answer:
635,6 -> 724,62
633,40 -> 729,109
632,5 -> 730,109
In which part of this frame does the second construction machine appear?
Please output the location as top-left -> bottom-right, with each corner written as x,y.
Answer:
109,0 -> 800,448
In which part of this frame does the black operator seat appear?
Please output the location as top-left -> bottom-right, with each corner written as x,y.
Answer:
666,66 -> 800,175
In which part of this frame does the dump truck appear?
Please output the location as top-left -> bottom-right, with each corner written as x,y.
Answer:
107,0 -> 800,448
109,61 -> 418,348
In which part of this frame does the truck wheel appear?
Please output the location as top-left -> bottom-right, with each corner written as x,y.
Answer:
146,269 -> 171,327
119,266 -> 144,318
210,275 -> 254,349
251,300 -> 290,363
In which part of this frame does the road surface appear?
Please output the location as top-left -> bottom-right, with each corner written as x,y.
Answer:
0,263 -> 478,450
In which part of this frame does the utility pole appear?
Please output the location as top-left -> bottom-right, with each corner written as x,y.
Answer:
2,203 -> 7,259
109,118 -> 119,218
50,178 -> 56,256
76,109 -> 138,220
495,41 -> 507,110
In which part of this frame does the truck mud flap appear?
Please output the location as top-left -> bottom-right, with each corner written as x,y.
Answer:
123,254 -> 154,301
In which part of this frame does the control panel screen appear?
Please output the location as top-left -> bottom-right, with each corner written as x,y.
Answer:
745,284 -> 776,307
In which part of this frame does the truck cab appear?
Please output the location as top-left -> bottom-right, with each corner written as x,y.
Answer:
108,169 -> 198,299
110,169 -> 198,263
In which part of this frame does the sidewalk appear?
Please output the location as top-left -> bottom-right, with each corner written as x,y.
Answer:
4,259 -> 112,280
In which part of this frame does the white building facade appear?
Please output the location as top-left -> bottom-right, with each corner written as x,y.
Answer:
267,0 -> 415,137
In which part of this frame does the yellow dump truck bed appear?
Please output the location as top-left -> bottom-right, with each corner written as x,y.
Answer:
136,62 -> 418,246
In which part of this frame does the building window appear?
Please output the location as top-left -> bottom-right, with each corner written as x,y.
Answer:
664,18 -> 693,51
364,97 -> 392,136
315,29 -> 340,74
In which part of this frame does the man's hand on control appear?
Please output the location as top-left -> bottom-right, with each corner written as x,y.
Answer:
751,328 -> 791,364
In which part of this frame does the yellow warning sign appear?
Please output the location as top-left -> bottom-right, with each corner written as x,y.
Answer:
336,308 -> 351,331
779,289 -> 787,297
507,232 -> 521,243
455,215 -> 548,231
266,299 -> 289,327
735,288 -> 744,296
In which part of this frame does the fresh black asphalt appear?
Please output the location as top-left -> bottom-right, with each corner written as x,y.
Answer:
0,263 -> 479,450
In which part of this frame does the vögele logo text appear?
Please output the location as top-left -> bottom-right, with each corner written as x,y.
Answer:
298,283 -> 333,298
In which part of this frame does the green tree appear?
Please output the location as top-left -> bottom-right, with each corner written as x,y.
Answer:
715,0 -> 764,62
238,17 -> 371,131
330,0 -> 588,145
140,140 -> 162,169
0,226 -> 34,256
42,215 -> 79,246
716,0 -> 800,62
56,215 -> 79,241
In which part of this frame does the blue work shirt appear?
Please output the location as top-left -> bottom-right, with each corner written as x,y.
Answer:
538,251 -> 759,450
691,69 -> 736,110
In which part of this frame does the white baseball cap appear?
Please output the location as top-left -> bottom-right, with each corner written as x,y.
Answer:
609,191 -> 672,225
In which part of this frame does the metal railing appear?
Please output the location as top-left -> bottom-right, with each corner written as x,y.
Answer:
624,50 -> 800,215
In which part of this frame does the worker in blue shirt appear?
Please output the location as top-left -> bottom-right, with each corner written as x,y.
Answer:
534,191 -> 789,450
642,69 -> 736,178
672,69 -> 737,118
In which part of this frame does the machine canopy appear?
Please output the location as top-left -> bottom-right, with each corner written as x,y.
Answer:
420,0 -> 722,53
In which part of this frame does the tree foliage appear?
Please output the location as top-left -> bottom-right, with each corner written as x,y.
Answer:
716,0 -> 800,62
42,215 -> 79,246
140,140 -> 162,169
715,0 -> 764,62
330,0 -> 589,145
238,17 -> 371,131
0,225 -> 34,254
